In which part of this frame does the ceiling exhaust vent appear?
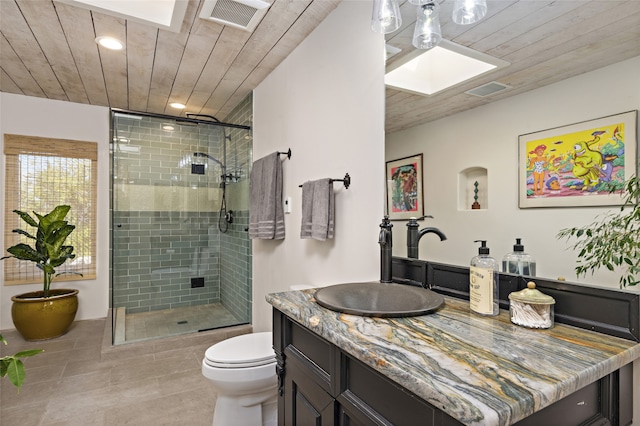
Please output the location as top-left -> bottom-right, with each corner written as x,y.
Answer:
199,0 -> 270,32
465,81 -> 511,97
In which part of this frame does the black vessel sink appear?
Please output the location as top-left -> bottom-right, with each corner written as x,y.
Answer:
314,282 -> 444,317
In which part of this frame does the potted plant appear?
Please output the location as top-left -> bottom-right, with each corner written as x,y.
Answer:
1,205 -> 82,340
557,175 -> 639,288
1,333 -> 43,392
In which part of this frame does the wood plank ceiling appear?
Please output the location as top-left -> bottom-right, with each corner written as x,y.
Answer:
1,0 -> 639,133
385,0 -> 640,133
0,0 -> 341,122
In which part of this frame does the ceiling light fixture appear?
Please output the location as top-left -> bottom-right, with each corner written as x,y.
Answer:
370,0 -> 402,34
95,36 -> 123,50
452,0 -> 487,25
372,0 -> 488,51
412,2 -> 442,50
169,102 -> 186,109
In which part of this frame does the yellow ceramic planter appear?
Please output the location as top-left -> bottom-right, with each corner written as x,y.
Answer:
11,289 -> 79,341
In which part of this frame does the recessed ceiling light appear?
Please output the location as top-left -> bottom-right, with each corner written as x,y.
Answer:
95,36 -> 123,50
170,102 -> 186,109
385,40 -> 509,96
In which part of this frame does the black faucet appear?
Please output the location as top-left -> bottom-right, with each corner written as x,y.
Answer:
406,216 -> 446,259
379,216 -> 393,283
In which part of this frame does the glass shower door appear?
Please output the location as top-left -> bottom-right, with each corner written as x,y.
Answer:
110,109 -> 252,345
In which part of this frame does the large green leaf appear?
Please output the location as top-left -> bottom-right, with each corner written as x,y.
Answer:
12,210 -> 38,228
4,358 -> 25,390
5,244 -> 45,263
12,229 -> 36,240
34,212 -> 48,230
44,220 -> 68,240
35,225 -> 46,256
13,349 -> 44,358
45,205 -> 71,223
50,249 -> 76,267
46,224 -> 75,257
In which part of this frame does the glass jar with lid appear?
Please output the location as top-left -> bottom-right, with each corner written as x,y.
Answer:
508,281 -> 555,329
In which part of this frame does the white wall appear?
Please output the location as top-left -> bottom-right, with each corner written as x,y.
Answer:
386,56 -> 640,292
0,93 -> 110,329
252,0 -> 385,332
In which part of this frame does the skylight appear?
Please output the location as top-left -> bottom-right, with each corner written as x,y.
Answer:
57,0 -> 188,33
385,40 -> 509,96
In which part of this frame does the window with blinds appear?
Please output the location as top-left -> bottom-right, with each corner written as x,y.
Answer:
3,134 -> 97,285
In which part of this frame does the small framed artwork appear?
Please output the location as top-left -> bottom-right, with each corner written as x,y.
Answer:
386,154 -> 424,220
519,110 -> 637,208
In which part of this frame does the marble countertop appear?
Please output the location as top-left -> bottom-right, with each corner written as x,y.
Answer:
266,288 -> 640,426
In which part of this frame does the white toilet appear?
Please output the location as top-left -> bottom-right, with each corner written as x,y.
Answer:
202,332 -> 277,426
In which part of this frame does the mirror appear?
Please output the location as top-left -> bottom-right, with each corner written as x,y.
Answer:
383,1 -> 640,292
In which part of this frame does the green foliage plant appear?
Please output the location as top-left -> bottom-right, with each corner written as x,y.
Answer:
557,176 -> 640,287
1,205 -> 82,297
0,334 -> 43,392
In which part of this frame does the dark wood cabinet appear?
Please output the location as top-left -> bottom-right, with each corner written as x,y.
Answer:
273,308 -> 634,426
275,309 -> 462,426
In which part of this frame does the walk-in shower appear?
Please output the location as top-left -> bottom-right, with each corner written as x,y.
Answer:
110,98 -> 253,345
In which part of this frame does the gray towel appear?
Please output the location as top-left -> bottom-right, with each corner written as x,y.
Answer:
300,179 -> 334,240
249,152 -> 285,240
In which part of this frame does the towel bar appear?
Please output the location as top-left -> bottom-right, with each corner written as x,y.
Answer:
299,173 -> 351,189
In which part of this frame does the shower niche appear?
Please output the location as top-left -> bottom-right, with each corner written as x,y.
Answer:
110,97 -> 253,345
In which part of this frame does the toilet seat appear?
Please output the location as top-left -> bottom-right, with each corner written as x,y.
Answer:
205,332 -> 276,369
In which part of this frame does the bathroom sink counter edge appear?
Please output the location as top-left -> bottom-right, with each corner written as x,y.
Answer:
266,288 -> 640,425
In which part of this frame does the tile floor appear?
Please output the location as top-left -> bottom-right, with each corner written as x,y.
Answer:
0,316 -> 252,425
120,303 -> 243,344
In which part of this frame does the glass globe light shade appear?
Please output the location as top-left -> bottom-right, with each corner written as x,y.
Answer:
371,0 -> 402,34
412,2 -> 442,50
452,0 -> 487,25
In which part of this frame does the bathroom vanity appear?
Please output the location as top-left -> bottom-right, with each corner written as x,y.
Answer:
266,272 -> 640,425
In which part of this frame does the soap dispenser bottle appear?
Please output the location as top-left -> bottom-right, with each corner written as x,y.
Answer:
470,240 -> 499,316
502,238 -> 536,276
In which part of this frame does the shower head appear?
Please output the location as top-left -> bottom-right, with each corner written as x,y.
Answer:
193,152 -> 223,167
186,113 -> 221,123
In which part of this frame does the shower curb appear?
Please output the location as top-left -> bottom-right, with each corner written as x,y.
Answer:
101,308 -> 252,362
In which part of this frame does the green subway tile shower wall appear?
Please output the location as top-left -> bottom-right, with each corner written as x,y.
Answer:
111,94 -> 253,343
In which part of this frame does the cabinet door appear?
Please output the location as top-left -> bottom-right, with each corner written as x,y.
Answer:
285,353 -> 336,426
337,354 -> 464,426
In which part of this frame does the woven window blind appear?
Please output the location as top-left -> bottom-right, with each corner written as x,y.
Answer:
3,134 -> 97,285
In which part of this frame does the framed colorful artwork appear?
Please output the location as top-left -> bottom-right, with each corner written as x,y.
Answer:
386,154 -> 424,220
519,110 -> 637,208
